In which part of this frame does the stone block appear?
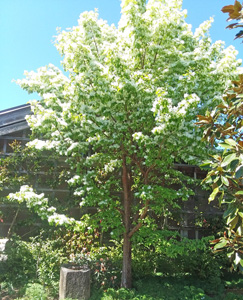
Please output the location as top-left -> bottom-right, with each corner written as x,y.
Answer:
59,264 -> 90,300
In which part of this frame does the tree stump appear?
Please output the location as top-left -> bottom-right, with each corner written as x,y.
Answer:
59,264 -> 90,300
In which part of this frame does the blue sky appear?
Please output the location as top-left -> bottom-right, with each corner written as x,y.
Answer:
0,0 -> 242,111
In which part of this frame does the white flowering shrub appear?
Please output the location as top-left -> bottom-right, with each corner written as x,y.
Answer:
12,0 -> 241,287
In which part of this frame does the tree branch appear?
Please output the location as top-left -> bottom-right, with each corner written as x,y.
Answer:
90,28 -> 100,58
128,199 -> 149,238
152,41 -> 162,67
115,206 -> 124,217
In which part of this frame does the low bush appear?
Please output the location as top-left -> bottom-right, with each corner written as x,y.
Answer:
0,232 -> 67,296
27,233 -> 67,295
16,283 -> 48,300
0,235 -> 36,286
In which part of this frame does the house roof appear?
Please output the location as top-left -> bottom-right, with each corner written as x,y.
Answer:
0,104 -> 31,136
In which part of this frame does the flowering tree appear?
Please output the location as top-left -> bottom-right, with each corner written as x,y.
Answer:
10,0 -> 241,288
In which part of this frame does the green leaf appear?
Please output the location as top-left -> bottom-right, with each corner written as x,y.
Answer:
236,166 -> 243,179
227,209 -> 239,225
229,215 -> 239,229
227,250 -> 234,258
219,190 -> 225,206
238,212 -> 243,218
225,139 -> 237,147
219,143 -> 234,149
224,206 -> 237,218
221,176 -> 229,186
209,187 -> 219,202
200,160 -> 212,169
231,159 -> 239,170
236,191 -> 243,195
221,153 -> 238,167
214,239 -> 228,250
213,176 -> 220,183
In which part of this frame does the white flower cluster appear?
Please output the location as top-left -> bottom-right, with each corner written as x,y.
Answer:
8,186 -> 81,228
103,159 -> 119,174
27,139 -> 60,150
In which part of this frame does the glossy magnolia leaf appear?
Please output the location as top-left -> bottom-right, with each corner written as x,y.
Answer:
214,238 -> 228,250
222,1 -> 242,21
221,153 -> 238,167
212,154 -> 222,161
235,0 -> 243,11
235,30 -> 243,39
218,103 -> 228,109
219,142 -> 234,149
221,175 -> 229,186
200,160 -> 212,169
211,238 -> 221,244
231,159 -> 240,170
236,191 -> 243,195
197,115 -> 213,122
222,4 -> 235,14
225,138 -> 237,147
219,190 -> 225,206
235,166 -> 243,179
227,250 -> 235,258
229,215 -> 239,229
238,212 -> 243,219
224,206 -> 238,218
209,187 -> 219,202
226,22 -> 243,29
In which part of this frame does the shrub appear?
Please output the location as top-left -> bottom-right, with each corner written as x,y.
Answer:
0,232 -> 68,297
27,233 -> 67,295
0,235 -> 36,286
18,283 -> 48,300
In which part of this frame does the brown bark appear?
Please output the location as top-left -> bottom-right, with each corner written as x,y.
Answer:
121,233 -> 132,288
121,154 -> 132,288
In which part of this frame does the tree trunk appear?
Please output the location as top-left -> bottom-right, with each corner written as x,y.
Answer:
121,233 -> 132,288
121,154 -> 132,288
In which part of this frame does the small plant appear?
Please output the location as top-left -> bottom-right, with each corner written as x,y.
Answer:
69,250 -> 91,269
22,283 -> 48,300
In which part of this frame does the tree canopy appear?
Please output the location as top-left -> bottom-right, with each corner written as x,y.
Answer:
9,0 -> 241,287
